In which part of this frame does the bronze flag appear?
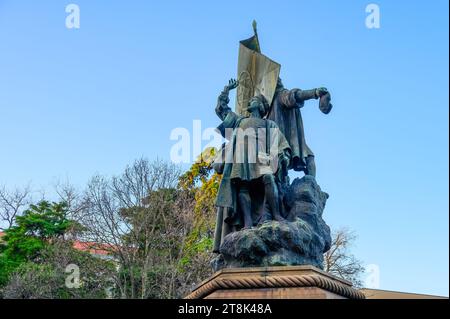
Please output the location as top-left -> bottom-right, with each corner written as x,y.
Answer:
235,21 -> 281,117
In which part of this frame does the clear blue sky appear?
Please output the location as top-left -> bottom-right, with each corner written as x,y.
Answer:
0,0 -> 448,296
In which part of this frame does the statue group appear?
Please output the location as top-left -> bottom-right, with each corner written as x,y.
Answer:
211,22 -> 333,271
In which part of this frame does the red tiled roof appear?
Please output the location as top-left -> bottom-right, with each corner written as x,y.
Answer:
72,241 -> 112,256
1,231 -> 113,256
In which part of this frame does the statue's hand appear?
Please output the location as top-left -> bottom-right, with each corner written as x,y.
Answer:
319,90 -> 333,114
280,154 -> 289,169
316,87 -> 329,97
277,153 -> 290,181
226,78 -> 239,91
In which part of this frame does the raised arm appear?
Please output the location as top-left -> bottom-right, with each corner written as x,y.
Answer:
215,78 -> 239,121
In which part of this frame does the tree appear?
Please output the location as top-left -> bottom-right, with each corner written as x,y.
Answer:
2,240 -> 115,299
0,201 -> 74,286
0,185 -> 32,230
0,200 -> 115,298
80,158 -> 197,298
323,227 -> 365,287
177,147 -> 220,295
53,179 -> 88,225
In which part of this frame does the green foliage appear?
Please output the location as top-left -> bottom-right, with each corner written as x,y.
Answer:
116,187 -> 191,298
2,242 -> 115,299
13,201 -> 72,239
0,200 -> 115,298
179,147 -> 219,189
3,262 -> 57,298
178,148 -> 221,267
0,155 -> 228,298
0,254 -> 20,288
0,201 -> 75,287
121,188 -> 179,254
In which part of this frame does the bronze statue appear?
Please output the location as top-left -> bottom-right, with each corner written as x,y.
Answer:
211,23 -> 333,270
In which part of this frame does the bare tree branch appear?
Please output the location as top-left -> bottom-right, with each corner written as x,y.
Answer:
0,184 -> 32,230
78,158 -> 191,298
324,227 -> 365,288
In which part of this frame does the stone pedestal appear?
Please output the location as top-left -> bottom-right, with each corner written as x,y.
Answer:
186,265 -> 365,299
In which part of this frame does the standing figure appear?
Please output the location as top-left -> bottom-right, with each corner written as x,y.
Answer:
267,78 -> 332,177
212,79 -> 291,251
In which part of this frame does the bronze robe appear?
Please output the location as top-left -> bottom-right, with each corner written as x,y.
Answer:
215,111 -> 290,209
266,88 -> 314,171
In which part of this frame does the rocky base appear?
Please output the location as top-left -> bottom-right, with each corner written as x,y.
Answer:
211,175 -> 331,272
